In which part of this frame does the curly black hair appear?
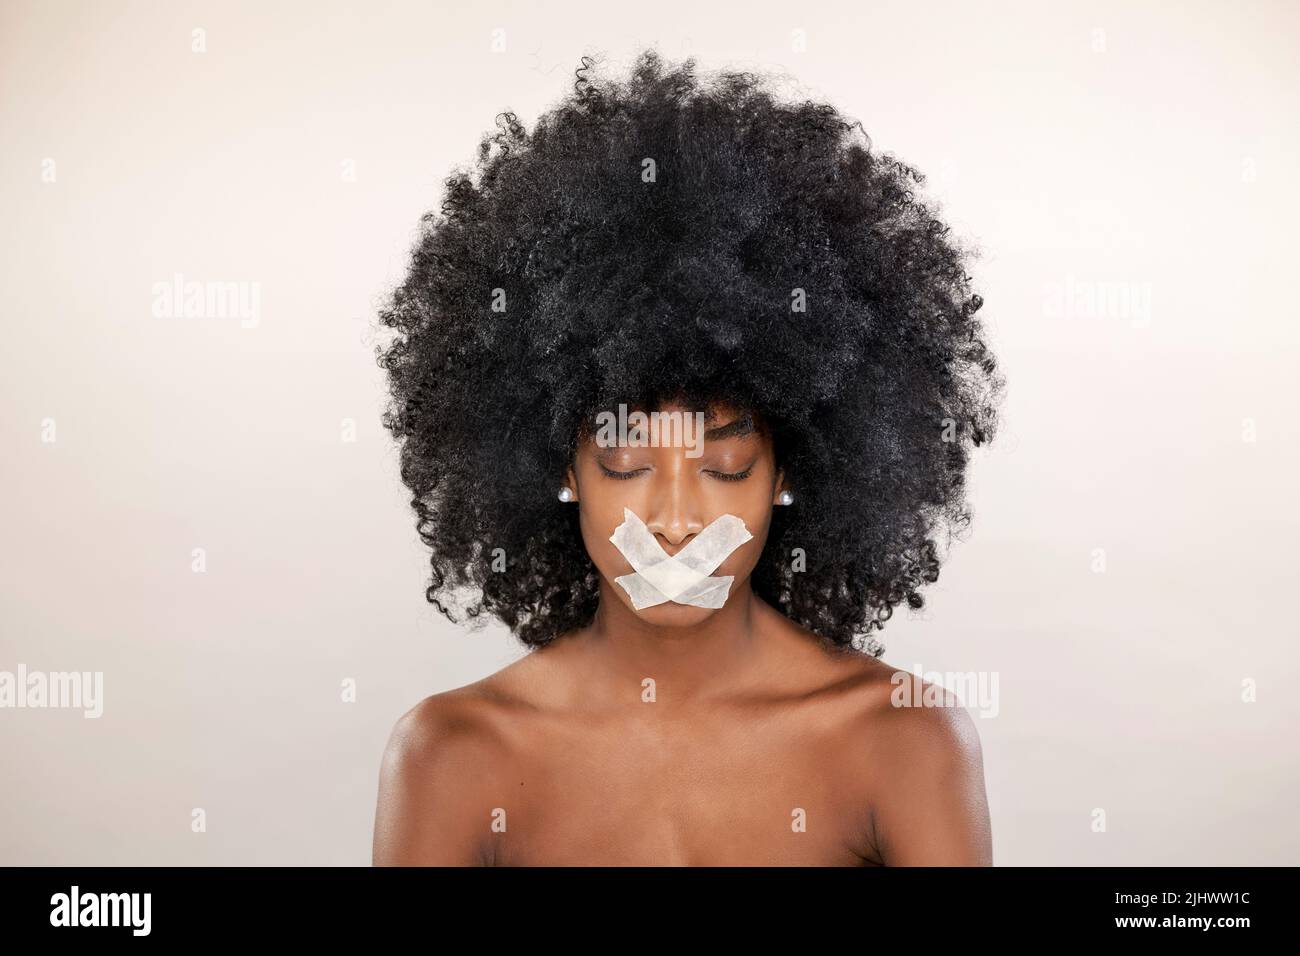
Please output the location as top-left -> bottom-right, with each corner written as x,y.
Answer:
376,48 -> 1005,655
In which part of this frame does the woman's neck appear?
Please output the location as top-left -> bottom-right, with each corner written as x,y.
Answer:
570,581 -> 786,709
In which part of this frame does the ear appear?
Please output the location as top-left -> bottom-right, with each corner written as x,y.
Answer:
565,465 -> 579,502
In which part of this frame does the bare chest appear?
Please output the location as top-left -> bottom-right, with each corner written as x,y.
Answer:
486,717 -> 875,866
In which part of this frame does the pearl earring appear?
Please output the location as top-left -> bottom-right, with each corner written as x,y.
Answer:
558,486 -> 576,503
778,490 -> 794,506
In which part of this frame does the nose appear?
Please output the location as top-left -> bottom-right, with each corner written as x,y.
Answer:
642,468 -> 704,550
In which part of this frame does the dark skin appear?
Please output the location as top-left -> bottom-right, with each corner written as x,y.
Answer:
372,403 -> 993,865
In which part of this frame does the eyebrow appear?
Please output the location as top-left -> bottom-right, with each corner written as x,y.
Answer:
704,413 -> 756,441
586,411 -> 758,450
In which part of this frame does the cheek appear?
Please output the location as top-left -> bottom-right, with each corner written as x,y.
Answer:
719,512 -> 772,575
576,502 -> 625,571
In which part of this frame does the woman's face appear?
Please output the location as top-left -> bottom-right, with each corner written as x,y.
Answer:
567,402 -> 786,628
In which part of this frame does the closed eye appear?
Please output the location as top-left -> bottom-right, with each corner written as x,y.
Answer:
599,463 -> 649,480
598,464 -> 753,481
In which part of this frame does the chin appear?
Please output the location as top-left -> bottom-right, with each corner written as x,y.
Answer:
632,600 -> 722,629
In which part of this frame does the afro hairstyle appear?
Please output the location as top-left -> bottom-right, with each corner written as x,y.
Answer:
376,48 -> 1006,655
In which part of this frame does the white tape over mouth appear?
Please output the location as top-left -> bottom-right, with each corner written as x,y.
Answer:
608,507 -> 754,610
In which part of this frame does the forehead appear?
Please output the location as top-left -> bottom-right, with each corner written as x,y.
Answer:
578,402 -> 770,461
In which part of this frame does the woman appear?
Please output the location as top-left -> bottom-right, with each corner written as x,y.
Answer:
371,49 -> 1005,866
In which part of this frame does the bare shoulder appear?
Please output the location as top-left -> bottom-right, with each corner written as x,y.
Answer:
372,679 -> 521,866
774,629 -> 984,783
832,655 -> 993,865
382,684 -> 508,772
845,657 -> 985,759
789,648 -> 980,763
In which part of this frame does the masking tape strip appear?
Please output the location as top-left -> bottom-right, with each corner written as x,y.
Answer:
609,507 -> 753,610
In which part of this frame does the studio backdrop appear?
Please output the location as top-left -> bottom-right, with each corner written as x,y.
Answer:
1,0 -> 1296,865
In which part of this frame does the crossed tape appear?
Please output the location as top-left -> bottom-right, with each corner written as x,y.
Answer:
608,507 -> 753,610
